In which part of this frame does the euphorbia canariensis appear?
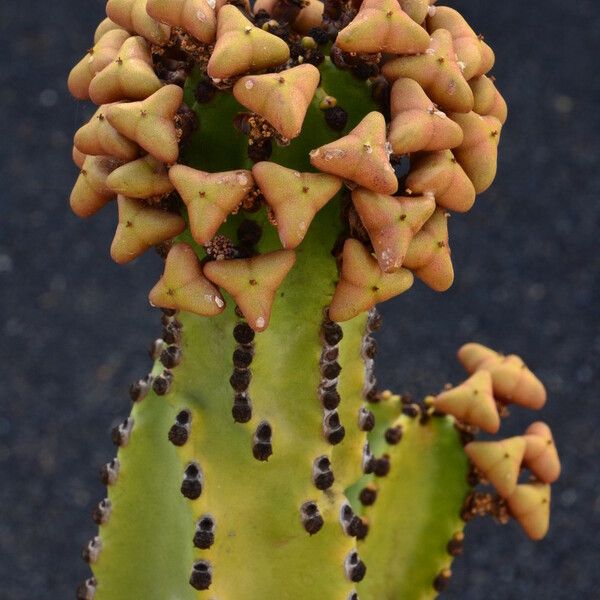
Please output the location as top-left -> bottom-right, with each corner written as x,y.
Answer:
68,1 -> 559,598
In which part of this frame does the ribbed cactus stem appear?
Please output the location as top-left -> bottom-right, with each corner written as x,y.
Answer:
93,204 -> 375,598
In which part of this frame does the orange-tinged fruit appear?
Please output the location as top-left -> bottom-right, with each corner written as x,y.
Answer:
403,207 -> 454,291
329,239 -> 414,322
388,78 -> 464,155
110,196 -> 186,264
382,29 -> 474,114
399,0 -> 429,24
70,155 -> 123,218
106,155 -> 174,198
427,6 -> 495,80
450,111 -> 502,193
72,147 -> 87,169
233,65 -> 321,140
507,483 -> 551,540
310,111 -> 398,194
105,85 -> 184,164
336,0 -> 430,55
406,150 -> 476,213
106,0 -> 171,45
465,437 -> 526,498
457,343 -> 547,410
470,75 -> 508,124
207,6 -> 290,79
149,243 -> 225,316
253,162 -> 342,249
433,370 -> 500,433
68,29 -> 130,100
203,250 -> 297,331
146,0 -> 217,44
457,342 -> 500,372
94,18 -> 127,43
523,422 -> 561,484
88,36 -> 162,105
169,165 -> 254,244
293,0 -> 325,34
352,188 -> 436,272
74,104 -> 139,161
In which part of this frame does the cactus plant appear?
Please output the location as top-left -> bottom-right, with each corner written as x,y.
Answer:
68,1 -> 561,598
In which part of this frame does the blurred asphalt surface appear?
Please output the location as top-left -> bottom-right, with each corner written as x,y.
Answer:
0,0 -> 598,598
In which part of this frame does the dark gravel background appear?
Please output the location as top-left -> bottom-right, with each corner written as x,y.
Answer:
1,0 -> 598,598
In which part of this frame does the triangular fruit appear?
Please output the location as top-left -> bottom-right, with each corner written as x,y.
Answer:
149,243 -> 226,316
110,196 -> 186,264
506,483 -> 551,540
106,155 -> 174,198
403,207 -> 454,291
207,6 -> 290,79
336,0 -> 430,55
465,437 -> 526,498
88,36 -> 162,105
106,0 -> 171,45
329,239 -> 414,321
70,155 -> 123,218
253,162 -> 342,248
523,422 -> 561,484
433,370 -> 500,433
203,250 -> 296,331
146,0 -> 216,44
169,165 -> 254,244
310,112 -> 398,194
352,188 -> 435,272
457,343 -> 547,410
428,6 -> 495,80
470,75 -> 508,124
405,150 -> 476,213
233,65 -> 320,140
74,104 -> 139,161
382,29 -> 474,114
105,85 -> 184,164
450,111 -> 502,193
68,30 -> 130,100
388,78 -> 464,155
